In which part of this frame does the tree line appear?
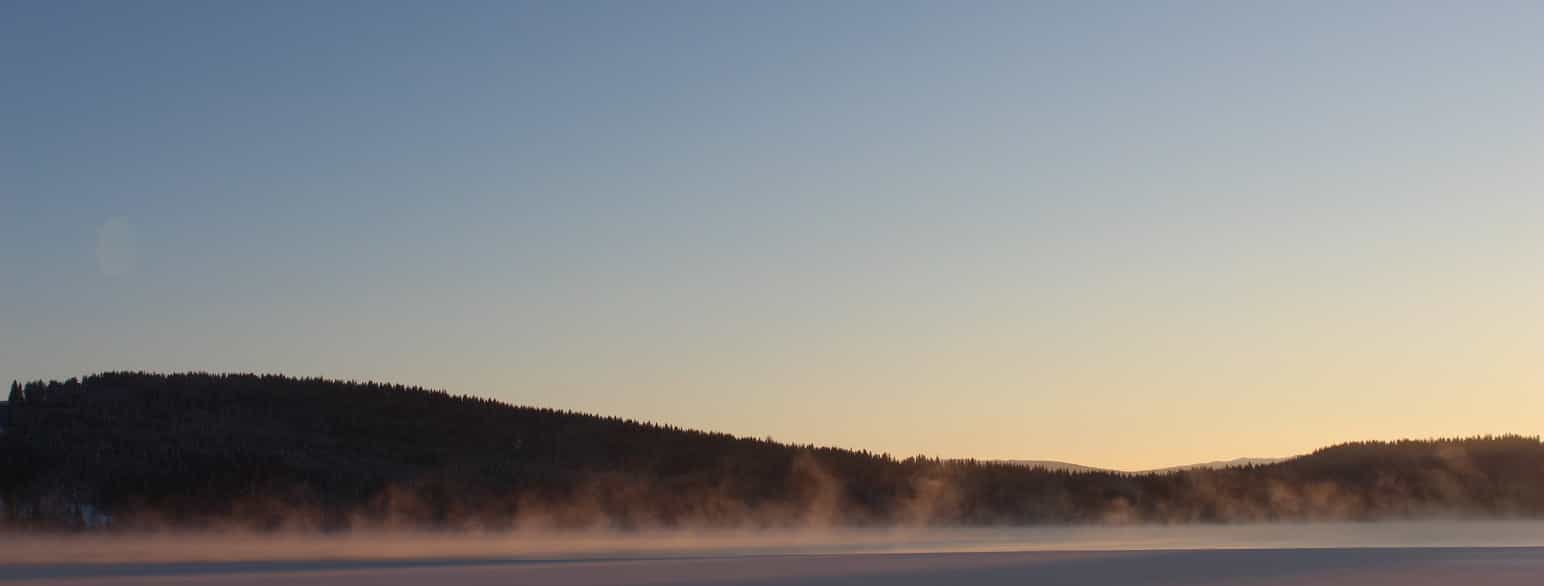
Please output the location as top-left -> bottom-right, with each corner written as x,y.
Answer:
2,373 -> 1541,530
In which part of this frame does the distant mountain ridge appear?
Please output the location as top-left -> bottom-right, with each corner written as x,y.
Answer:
1143,457 -> 1286,474
1000,457 -> 1287,475
3,373 -> 1543,530
997,460 -> 1108,474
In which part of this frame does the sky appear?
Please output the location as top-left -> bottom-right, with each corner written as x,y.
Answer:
2,1 -> 1542,470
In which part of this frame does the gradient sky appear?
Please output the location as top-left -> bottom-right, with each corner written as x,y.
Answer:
3,1 -> 1542,470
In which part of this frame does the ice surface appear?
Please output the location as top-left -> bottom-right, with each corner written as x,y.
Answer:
4,522 -> 1544,585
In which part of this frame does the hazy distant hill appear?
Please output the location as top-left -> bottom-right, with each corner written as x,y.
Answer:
1142,457 -> 1287,474
998,460 -> 1109,474
1001,457 -> 1286,475
3,373 -> 1542,530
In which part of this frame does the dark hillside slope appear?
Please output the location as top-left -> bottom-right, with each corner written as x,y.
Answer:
2,373 -> 1541,530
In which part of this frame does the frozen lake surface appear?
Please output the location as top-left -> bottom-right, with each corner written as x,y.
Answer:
4,548 -> 1544,585
4,522 -> 1543,585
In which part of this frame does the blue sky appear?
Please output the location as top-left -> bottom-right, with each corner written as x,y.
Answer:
3,1 -> 1542,468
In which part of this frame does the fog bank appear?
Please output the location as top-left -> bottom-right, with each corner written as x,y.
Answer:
4,521 -> 1544,567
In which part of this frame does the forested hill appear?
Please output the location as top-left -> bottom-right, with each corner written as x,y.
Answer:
2,373 -> 1542,530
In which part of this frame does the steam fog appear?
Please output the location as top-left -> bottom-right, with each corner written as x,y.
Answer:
4,521 -> 1544,567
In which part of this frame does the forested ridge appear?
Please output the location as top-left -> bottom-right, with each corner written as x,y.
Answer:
2,373 -> 1541,530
